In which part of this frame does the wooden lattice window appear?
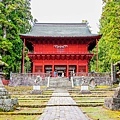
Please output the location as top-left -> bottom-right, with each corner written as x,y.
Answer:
78,66 -> 86,72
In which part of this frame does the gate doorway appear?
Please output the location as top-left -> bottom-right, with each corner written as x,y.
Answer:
54,65 -> 67,77
44,65 -> 52,76
69,65 -> 76,76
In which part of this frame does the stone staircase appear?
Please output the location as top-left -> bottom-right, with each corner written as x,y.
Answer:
49,77 -> 72,89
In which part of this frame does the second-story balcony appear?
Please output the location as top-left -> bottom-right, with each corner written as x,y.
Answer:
28,51 -> 93,55
27,51 -> 94,61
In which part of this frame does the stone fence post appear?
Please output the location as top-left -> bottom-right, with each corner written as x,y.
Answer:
71,77 -> 74,88
47,76 -> 50,87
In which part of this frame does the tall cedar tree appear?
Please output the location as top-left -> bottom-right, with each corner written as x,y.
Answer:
0,0 -> 33,77
90,0 -> 120,72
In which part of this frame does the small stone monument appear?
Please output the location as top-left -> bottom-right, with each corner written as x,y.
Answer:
89,77 -> 96,89
0,56 -> 18,111
31,75 -> 42,94
80,76 -> 91,94
104,86 -> 120,110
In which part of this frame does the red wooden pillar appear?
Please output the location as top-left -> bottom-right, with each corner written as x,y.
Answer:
96,39 -> 99,72
33,63 -> 35,73
42,65 -> 44,73
21,38 -> 25,73
76,65 -> 79,73
86,65 -> 88,73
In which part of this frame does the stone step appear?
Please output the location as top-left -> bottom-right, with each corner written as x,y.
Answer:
49,77 -> 72,89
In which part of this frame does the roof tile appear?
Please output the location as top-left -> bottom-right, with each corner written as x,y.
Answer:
21,23 -> 98,37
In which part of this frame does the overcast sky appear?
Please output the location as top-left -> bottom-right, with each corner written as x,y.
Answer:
30,0 -> 103,34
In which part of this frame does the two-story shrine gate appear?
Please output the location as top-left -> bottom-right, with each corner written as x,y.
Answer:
20,23 -> 101,77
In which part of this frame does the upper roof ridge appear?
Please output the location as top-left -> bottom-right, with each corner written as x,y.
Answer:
34,22 -> 87,26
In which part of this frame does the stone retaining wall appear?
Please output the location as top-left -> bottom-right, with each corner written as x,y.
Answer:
73,72 -> 111,86
9,73 -> 49,86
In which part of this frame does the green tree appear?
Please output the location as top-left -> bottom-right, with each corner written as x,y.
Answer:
0,0 -> 33,77
91,0 -> 120,72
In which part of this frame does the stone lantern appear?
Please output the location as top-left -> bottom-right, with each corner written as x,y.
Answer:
0,55 -> 6,88
0,55 -> 6,80
0,55 -> 18,111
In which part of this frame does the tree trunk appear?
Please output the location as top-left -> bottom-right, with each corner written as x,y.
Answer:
3,26 -> 7,38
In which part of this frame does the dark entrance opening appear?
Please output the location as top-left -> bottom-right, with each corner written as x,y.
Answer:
55,65 -> 66,77
44,65 -> 52,76
69,65 -> 76,76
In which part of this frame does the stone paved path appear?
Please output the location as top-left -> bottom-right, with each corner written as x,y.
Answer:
38,89 -> 89,120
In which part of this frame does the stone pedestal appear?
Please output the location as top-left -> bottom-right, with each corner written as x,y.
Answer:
31,85 -> 42,94
33,85 -> 40,90
31,76 -> 43,94
80,82 -> 91,94
104,87 -> 120,110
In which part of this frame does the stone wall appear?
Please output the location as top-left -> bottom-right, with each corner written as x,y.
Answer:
9,73 -> 49,86
73,72 -> 111,86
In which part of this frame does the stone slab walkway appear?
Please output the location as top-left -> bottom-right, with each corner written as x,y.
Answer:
38,89 -> 89,120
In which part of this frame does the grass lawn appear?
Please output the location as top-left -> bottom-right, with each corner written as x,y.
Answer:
18,99 -> 48,105
73,97 -> 104,102
1,85 -> 120,120
14,107 -> 44,113
0,115 -> 40,120
70,85 -> 120,120
81,106 -> 120,120
0,86 -> 53,120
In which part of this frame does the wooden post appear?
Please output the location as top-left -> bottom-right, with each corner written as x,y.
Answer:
42,65 -> 44,73
52,65 -> 54,77
96,39 -> 98,72
111,63 -> 116,84
21,38 -> 25,73
111,63 -> 114,83
76,65 -> 79,74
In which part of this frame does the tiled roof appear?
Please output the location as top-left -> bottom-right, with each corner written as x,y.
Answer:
20,23 -> 99,37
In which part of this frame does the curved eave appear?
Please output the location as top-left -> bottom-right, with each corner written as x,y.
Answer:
20,34 -> 101,51
88,35 -> 102,51
20,35 -> 101,39
28,53 -> 94,55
